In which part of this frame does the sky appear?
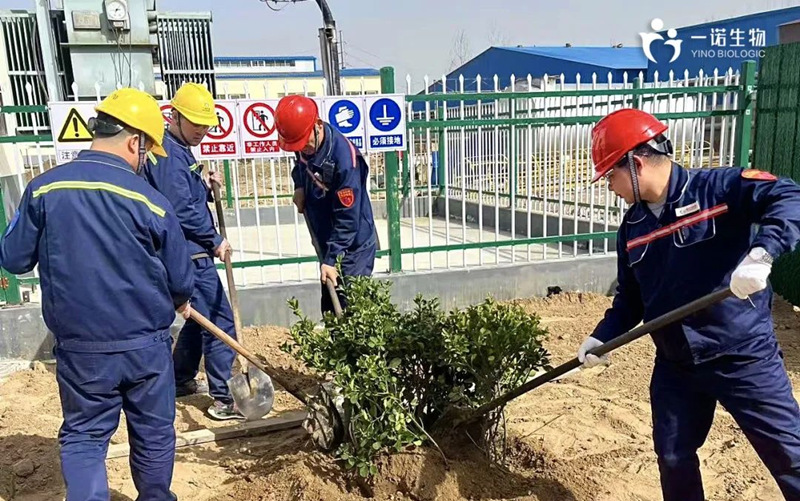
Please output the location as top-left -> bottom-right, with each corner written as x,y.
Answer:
2,0 -> 800,91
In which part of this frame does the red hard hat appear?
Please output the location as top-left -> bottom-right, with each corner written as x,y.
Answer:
275,95 -> 319,152
591,108 -> 668,183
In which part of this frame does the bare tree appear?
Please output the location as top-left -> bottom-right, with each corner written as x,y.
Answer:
487,22 -> 510,47
449,29 -> 472,70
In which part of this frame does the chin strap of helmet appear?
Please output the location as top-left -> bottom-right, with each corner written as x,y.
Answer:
137,133 -> 147,173
627,150 -> 642,205
627,134 -> 674,205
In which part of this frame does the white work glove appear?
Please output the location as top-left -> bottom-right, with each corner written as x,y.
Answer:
730,247 -> 772,300
577,336 -> 608,368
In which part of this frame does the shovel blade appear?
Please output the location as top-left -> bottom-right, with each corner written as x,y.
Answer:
227,365 -> 275,420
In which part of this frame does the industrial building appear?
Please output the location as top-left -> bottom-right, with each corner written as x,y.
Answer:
158,55 -> 381,100
421,46 -> 647,96
0,2 -> 380,138
420,5 -> 800,100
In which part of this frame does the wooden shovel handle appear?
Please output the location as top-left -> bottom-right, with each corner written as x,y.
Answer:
189,308 -> 307,405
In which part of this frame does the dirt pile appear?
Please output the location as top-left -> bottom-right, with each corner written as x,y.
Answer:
1,291 -> 798,500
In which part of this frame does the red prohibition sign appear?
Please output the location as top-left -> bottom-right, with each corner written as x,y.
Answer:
207,104 -> 234,140
160,104 -> 173,124
243,103 -> 276,139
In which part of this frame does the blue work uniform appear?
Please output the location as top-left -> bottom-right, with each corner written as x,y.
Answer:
292,123 -> 377,314
0,150 -> 194,501
592,162 -> 800,501
143,130 -> 237,405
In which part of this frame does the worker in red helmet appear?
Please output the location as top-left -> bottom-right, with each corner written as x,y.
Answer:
576,107 -> 800,500
274,95 -> 377,314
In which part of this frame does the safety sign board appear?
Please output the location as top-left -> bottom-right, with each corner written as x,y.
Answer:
323,97 -> 366,150
236,100 -> 281,158
197,101 -> 239,160
365,95 -> 406,152
159,102 -> 173,125
48,102 -> 98,164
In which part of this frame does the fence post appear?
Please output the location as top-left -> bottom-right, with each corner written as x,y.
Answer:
437,102 -> 446,196
0,186 -> 22,305
381,66 -> 403,273
223,160 -> 234,208
632,77 -> 642,109
734,60 -> 757,168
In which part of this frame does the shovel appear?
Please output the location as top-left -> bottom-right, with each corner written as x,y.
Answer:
210,174 -> 247,372
188,308 -> 279,420
451,287 -> 735,427
209,172 -> 265,417
188,282 -> 350,451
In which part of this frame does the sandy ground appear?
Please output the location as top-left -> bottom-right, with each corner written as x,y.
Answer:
1,292 -> 799,500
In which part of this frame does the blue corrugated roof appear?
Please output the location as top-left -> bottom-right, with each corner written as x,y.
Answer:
498,46 -> 648,70
214,56 -> 317,63
211,68 -> 380,80
155,68 -> 379,81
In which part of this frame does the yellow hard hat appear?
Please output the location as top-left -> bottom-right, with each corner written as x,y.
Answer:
95,88 -> 167,157
171,82 -> 218,127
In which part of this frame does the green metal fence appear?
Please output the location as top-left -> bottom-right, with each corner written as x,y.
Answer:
753,42 -> 800,304
0,61 -> 758,303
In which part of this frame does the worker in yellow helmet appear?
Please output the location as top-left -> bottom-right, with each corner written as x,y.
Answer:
143,82 -> 242,420
0,87 -> 195,500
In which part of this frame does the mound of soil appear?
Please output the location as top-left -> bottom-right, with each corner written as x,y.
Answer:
1,291 -> 798,500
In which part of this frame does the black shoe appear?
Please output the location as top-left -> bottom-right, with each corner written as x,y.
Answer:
175,379 -> 209,398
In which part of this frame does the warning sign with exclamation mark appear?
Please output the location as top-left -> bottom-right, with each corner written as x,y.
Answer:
48,102 -> 97,165
57,108 -> 93,143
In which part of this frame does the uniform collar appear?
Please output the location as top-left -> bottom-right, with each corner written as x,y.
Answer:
300,123 -> 334,166
665,162 -> 689,205
76,150 -> 136,174
165,129 -> 191,150
626,162 -> 688,224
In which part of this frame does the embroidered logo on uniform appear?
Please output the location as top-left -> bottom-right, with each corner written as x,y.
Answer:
337,188 -> 355,208
675,201 -> 700,217
742,169 -> 777,182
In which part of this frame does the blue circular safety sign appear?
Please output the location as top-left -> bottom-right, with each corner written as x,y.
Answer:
369,98 -> 401,132
328,99 -> 360,134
